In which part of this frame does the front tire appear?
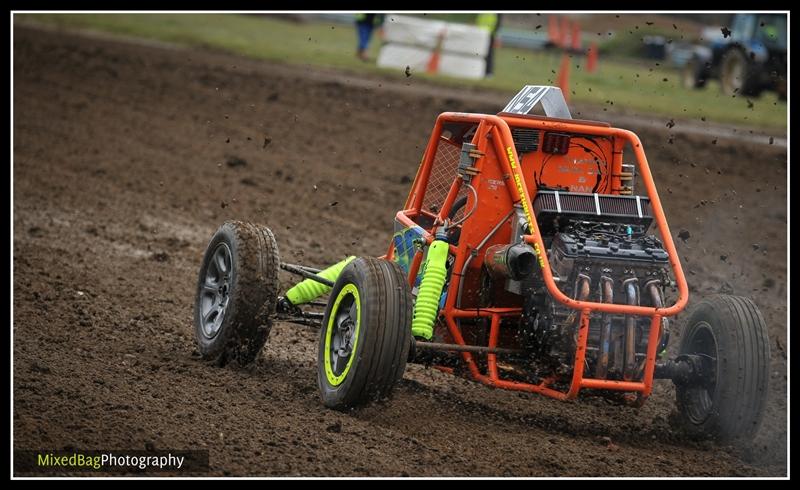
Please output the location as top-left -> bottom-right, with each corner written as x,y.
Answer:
193,221 -> 280,366
674,295 -> 770,442
317,257 -> 412,410
681,57 -> 707,89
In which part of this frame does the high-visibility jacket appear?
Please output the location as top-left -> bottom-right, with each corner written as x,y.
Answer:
475,13 -> 499,33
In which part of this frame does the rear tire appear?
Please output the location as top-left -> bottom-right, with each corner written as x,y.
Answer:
674,295 -> 770,442
720,48 -> 762,97
193,221 -> 280,366
317,257 -> 412,410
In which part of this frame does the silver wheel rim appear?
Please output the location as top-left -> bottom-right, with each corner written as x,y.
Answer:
199,243 -> 233,339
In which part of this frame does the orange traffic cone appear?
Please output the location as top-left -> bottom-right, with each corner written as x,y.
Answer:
548,15 -> 559,46
559,17 -> 570,49
571,22 -> 582,52
427,29 -> 445,75
586,42 -> 598,73
557,53 -> 571,102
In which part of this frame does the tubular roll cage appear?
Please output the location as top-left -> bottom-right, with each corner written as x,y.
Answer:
387,112 -> 689,402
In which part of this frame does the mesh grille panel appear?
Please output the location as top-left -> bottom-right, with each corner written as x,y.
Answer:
532,190 -> 655,233
423,139 -> 460,215
511,128 -> 540,153
534,190 -> 653,218
599,195 -> 639,215
534,192 -> 556,211
558,192 -> 597,213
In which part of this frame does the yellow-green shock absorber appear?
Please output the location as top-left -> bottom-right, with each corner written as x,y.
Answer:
285,256 -> 356,305
412,237 -> 449,340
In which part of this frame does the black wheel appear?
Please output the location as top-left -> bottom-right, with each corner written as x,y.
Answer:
681,58 -> 707,89
776,78 -> 787,100
674,295 -> 770,442
720,48 -> 762,97
681,58 -> 708,89
193,221 -> 280,366
317,257 -> 412,410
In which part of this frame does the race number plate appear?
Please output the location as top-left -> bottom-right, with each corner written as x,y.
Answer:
502,85 -> 572,119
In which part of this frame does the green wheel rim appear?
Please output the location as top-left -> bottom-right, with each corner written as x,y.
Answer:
324,283 -> 361,386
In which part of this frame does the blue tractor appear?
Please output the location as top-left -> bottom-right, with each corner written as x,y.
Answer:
680,14 -> 786,98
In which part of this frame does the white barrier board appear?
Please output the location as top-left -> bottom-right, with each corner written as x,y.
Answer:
376,44 -> 486,80
376,43 -> 432,71
441,22 -> 489,57
383,14 -> 446,48
378,15 -> 489,79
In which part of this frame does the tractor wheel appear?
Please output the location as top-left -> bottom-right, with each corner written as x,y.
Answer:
673,295 -> 770,442
681,57 -> 707,89
317,257 -> 412,410
720,48 -> 762,97
193,221 -> 280,366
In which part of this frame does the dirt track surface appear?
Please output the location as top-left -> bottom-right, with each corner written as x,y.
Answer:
13,24 -> 787,477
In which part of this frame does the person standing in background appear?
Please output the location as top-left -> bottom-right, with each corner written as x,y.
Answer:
355,13 -> 385,62
476,13 -> 501,78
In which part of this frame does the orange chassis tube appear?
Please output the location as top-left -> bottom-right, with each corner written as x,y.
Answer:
390,112 -> 689,403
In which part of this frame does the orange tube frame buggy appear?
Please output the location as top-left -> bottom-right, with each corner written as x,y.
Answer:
388,112 -> 689,404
